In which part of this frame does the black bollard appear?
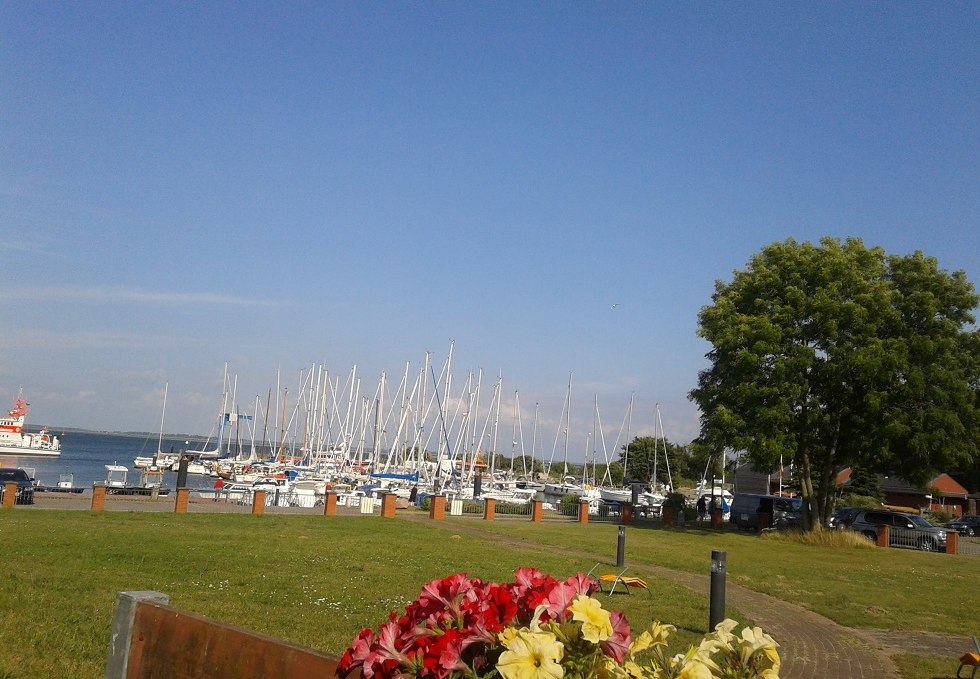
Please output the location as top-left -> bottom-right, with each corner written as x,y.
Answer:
616,525 -> 626,567
175,456 -> 189,489
709,550 -> 727,630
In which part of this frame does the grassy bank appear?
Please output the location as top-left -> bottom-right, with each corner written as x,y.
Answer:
0,511 -> 707,678
1,510 -> 975,678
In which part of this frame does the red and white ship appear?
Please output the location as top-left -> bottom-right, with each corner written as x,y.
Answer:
0,392 -> 62,457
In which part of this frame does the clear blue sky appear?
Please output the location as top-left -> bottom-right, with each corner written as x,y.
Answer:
2,3 -> 977,457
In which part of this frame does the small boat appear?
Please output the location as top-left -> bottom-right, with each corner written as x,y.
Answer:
34,472 -> 85,494
102,464 -> 171,496
0,392 -> 62,457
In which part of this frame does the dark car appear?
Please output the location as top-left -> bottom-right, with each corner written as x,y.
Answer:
846,509 -> 946,551
828,506 -> 862,530
945,515 -> 980,537
0,468 -> 35,505
730,493 -> 802,531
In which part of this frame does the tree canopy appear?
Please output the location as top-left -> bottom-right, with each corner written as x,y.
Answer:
690,237 -> 979,529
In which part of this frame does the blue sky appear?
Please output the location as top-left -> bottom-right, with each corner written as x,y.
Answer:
2,3 -> 977,457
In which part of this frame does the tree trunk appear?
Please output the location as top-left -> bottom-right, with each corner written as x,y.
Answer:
796,446 -> 819,531
811,417 -> 840,528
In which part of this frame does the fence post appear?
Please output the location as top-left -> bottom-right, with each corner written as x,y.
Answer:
875,525 -> 889,548
711,509 -> 724,529
91,483 -> 107,512
429,494 -> 446,520
945,530 -> 958,555
1,481 -> 16,509
252,490 -> 267,516
323,492 -> 337,517
483,497 -> 496,521
531,499 -> 543,522
105,591 -> 171,679
381,493 -> 397,518
578,500 -> 590,524
173,487 -> 189,513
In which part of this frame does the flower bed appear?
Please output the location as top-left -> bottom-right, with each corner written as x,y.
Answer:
339,569 -> 780,678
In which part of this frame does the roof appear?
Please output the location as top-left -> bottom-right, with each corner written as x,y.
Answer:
837,468 -> 969,499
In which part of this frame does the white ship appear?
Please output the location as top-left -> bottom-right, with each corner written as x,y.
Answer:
0,392 -> 61,457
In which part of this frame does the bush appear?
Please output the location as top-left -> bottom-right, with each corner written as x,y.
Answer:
558,494 -> 581,514
925,509 -> 955,525
837,493 -> 879,510
663,492 -> 688,512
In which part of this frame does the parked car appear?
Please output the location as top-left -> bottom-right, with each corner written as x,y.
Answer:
844,509 -> 946,551
0,467 -> 35,505
944,515 -> 980,537
828,506 -> 862,530
730,493 -> 802,531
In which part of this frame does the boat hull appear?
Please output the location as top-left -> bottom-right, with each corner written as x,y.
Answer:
0,444 -> 61,457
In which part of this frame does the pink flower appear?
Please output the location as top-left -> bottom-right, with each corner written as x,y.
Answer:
600,610 -> 633,663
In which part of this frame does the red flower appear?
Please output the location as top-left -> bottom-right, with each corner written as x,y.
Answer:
338,628 -> 374,677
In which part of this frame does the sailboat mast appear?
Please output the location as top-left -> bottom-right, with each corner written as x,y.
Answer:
562,372 -> 572,479
155,382 -> 168,460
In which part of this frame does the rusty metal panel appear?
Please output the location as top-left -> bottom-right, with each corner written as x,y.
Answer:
128,600 -> 347,679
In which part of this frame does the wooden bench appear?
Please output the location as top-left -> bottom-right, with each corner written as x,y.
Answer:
106,591 -> 351,679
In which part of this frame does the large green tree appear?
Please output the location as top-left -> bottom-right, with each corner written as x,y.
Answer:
690,238 -> 979,530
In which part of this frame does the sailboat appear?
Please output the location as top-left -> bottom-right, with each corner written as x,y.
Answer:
134,383 -> 179,470
543,374 -> 585,498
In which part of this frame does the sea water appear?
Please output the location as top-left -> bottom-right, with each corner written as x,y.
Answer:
0,430 -> 214,491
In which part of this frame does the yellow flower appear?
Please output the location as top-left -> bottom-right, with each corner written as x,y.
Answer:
497,629 -> 565,679
569,594 -> 613,643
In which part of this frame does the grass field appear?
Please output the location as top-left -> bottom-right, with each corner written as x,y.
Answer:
0,509 -> 976,678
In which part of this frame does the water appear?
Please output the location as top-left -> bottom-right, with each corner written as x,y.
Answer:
0,430 -> 213,491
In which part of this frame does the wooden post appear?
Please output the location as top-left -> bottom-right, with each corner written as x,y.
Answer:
945,530 -> 958,555
171,488 -> 188,514
577,500 -> 589,524
252,490 -> 267,516
875,525 -> 889,548
429,494 -> 446,520
531,499 -> 543,523
323,492 -> 337,517
621,503 -> 633,526
483,497 -> 496,521
662,506 -> 675,527
381,493 -> 397,518
91,484 -> 107,512
1,481 -> 16,509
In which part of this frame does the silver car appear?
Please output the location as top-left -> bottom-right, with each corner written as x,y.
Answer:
847,509 -> 947,552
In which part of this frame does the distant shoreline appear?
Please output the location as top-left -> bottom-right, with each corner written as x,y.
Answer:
46,428 -> 210,442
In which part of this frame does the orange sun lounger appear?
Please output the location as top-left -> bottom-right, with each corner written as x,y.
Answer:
587,564 -> 649,596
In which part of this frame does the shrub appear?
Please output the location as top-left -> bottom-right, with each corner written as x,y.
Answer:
558,494 -> 581,514
925,509 -> 954,525
837,493 -> 879,510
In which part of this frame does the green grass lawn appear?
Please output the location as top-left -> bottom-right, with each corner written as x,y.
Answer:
0,510 -> 975,678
